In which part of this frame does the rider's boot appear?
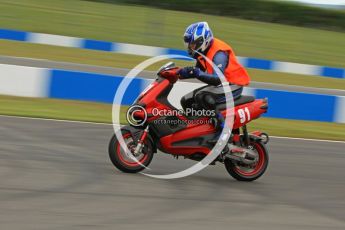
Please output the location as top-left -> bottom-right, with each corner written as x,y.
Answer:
208,113 -> 226,144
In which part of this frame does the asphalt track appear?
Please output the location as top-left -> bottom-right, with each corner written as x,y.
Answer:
0,115 -> 345,230
2,55 -> 345,96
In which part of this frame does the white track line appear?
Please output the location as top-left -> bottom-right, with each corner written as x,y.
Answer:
1,114 -> 344,144
269,135 -> 345,144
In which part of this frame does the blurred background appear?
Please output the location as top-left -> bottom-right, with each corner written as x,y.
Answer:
1,1 -> 345,230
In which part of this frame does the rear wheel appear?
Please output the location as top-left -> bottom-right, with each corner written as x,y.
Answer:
224,141 -> 268,181
108,129 -> 154,173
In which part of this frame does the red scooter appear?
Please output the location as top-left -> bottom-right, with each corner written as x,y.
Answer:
109,62 -> 269,181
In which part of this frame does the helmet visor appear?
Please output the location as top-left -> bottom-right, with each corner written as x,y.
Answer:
184,36 -> 204,56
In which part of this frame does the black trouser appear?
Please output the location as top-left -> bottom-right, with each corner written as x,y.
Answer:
181,84 -> 243,112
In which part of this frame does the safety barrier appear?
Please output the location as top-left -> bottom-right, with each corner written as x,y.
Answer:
0,63 -> 344,123
1,28 -> 344,79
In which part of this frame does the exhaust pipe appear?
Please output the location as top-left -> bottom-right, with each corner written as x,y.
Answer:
225,148 -> 257,165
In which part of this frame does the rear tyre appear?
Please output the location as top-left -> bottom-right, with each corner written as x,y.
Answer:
224,141 -> 269,181
108,129 -> 154,173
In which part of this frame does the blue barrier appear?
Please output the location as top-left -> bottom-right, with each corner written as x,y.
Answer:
255,89 -> 337,122
49,70 -> 144,105
0,61 -> 343,123
82,39 -> 114,52
321,67 -> 344,79
44,69 -> 344,123
1,28 -> 344,79
0,29 -> 28,41
246,58 -> 273,70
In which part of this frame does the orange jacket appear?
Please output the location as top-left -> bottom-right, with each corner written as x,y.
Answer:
197,38 -> 250,86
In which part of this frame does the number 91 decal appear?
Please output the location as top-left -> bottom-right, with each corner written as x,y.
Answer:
238,107 -> 251,123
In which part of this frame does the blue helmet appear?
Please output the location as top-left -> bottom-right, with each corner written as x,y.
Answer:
183,22 -> 213,57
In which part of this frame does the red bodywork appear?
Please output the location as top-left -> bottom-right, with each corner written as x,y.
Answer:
133,67 -> 268,155
223,99 -> 268,130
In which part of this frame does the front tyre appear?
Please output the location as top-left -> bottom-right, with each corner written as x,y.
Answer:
108,129 -> 154,173
224,142 -> 269,181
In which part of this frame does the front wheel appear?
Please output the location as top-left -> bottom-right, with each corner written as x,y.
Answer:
108,129 -> 154,173
224,141 -> 269,181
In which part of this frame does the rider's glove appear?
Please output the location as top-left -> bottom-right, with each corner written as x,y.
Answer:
178,66 -> 200,79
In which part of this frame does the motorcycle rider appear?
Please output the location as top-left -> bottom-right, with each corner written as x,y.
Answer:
178,22 -> 250,130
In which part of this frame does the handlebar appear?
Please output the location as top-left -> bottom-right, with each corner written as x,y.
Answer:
158,67 -> 182,83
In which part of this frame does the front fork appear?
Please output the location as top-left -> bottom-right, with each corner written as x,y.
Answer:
230,125 -> 250,147
133,125 -> 149,156
242,125 -> 250,147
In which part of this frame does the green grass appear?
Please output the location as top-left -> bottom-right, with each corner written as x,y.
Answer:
1,95 -> 345,141
1,39 -> 345,91
0,95 -> 115,123
0,0 -> 345,68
